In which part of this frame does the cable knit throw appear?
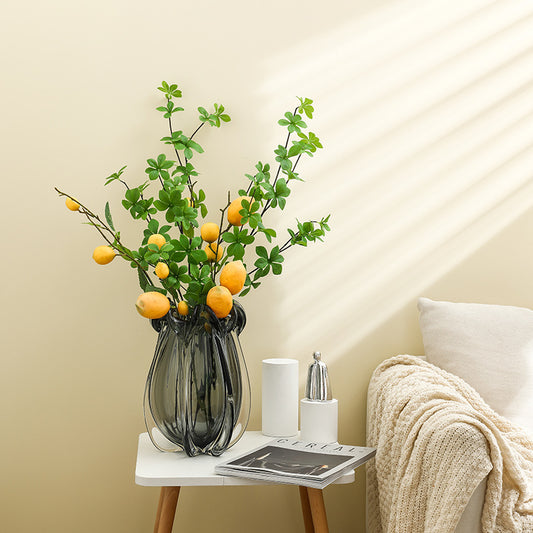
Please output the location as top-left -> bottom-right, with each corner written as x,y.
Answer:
366,355 -> 533,533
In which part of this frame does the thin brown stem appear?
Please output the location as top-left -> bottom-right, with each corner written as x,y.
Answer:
168,117 -> 183,167
55,188 -> 155,288
190,122 -> 205,141
255,106 -> 299,224
211,192 -> 232,283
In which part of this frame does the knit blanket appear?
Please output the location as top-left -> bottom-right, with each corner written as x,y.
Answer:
366,355 -> 533,533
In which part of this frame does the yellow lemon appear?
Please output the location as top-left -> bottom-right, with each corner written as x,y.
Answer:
148,234 -> 166,250
177,301 -> 189,316
206,286 -> 233,318
135,292 -> 170,319
219,260 -> 247,295
65,197 -> 80,211
227,196 -> 251,226
205,243 -> 223,262
154,262 -> 169,280
200,223 -> 220,243
92,245 -> 116,265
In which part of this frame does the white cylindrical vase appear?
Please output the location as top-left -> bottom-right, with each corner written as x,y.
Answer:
262,358 -> 299,437
300,398 -> 338,444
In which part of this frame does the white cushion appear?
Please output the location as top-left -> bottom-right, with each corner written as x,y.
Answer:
418,297 -> 533,435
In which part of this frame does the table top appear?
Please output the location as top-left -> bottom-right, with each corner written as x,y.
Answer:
135,431 -> 356,487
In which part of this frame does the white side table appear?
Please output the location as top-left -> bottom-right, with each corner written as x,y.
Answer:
135,431 -> 356,533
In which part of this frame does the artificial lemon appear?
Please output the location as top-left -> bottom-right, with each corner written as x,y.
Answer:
219,260 -> 246,295
92,245 -> 116,265
227,196 -> 251,226
177,301 -> 189,316
148,234 -> 166,250
205,243 -> 223,262
200,222 -> 220,243
135,292 -> 170,319
206,285 -> 233,318
154,262 -> 170,280
65,197 -> 80,211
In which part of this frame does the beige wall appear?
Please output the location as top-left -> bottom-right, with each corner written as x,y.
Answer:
2,0 -> 533,531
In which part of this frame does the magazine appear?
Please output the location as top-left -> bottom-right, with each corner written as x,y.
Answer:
215,438 -> 376,489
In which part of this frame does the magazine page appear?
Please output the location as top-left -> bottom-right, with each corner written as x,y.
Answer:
215,438 -> 376,488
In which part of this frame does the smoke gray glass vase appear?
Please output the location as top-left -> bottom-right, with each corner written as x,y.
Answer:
143,301 -> 250,457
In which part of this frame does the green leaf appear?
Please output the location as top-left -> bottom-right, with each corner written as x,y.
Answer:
104,202 -> 115,231
228,242 -> 245,259
148,219 -> 159,234
256,246 -> 268,259
157,81 -> 182,99
254,257 -> 268,269
104,165 -> 127,186
137,267 -> 149,290
145,252 -> 160,263
272,263 -> 283,275
190,249 -> 208,264
188,140 -> 204,154
223,231 -> 236,243
160,243 -> 174,253
297,97 -> 315,119
125,188 -> 140,203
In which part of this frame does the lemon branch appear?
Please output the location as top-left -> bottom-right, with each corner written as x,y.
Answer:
279,236 -> 296,254
58,85 -> 328,313
258,106 -> 299,219
245,107 -> 302,241
168,117 -> 184,168
167,115 -> 195,199
55,188 -> 155,288
189,121 -> 205,141
271,107 -> 297,183
211,192 -> 232,283
246,235 -> 293,278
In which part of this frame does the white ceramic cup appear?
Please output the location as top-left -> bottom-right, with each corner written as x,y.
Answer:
262,358 -> 299,437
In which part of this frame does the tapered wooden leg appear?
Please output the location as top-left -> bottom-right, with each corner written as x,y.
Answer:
307,487 -> 329,533
299,486 -> 315,533
153,486 -> 180,533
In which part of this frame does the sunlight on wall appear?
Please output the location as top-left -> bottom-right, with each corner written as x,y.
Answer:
258,0 -> 533,359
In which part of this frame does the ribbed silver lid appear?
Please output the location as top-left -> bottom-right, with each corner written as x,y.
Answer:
305,351 -> 332,401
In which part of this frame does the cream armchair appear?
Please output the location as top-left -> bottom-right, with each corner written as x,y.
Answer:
366,298 -> 533,533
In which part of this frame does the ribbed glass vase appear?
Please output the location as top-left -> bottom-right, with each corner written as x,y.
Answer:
143,301 -> 250,457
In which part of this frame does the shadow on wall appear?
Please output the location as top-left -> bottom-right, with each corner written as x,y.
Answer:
257,0 -> 533,360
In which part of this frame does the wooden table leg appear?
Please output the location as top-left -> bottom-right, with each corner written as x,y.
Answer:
299,486 -> 315,533
307,487 -> 329,533
153,486 -> 180,533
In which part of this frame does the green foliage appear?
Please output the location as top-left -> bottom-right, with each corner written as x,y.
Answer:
198,104 -> 231,127
223,227 -> 255,260
105,165 -> 127,186
287,216 -> 331,246
253,245 -> 284,278
278,112 -> 307,133
105,202 -> 115,231
297,97 -> 314,119
56,82 -> 330,312
145,154 -> 174,181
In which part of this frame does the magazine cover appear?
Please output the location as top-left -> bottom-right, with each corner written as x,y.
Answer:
215,438 -> 376,488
